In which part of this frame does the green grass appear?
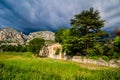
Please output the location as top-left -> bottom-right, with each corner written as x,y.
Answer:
0,52 -> 120,80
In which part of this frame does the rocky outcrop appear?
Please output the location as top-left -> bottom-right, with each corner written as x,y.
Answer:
27,31 -> 55,42
0,28 -> 55,45
0,28 -> 27,45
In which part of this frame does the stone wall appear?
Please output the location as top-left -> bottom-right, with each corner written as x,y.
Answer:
39,43 -> 120,68
72,56 -> 120,68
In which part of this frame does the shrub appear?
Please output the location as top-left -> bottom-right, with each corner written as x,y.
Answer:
28,38 -> 45,55
113,36 -> 120,47
102,56 -> 110,62
55,48 -> 60,55
84,48 -> 96,56
0,45 -> 27,52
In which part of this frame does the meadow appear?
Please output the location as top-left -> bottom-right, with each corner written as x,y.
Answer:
0,52 -> 120,80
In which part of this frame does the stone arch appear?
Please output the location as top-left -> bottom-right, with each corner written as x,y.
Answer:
39,44 -> 49,57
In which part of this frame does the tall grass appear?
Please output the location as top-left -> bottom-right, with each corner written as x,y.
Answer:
0,52 -> 120,80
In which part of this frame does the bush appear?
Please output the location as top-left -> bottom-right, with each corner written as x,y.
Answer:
28,38 -> 45,55
84,48 -> 96,56
114,36 -> 120,47
55,48 -> 60,55
0,45 -> 27,52
111,52 -> 120,59
102,56 -> 110,62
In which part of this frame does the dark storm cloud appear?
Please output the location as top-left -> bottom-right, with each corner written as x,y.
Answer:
0,0 -> 120,34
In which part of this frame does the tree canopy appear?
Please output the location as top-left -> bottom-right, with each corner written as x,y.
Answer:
54,7 -> 119,59
70,7 -> 104,36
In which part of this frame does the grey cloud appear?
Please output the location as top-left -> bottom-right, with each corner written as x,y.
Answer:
0,0 -> 120,34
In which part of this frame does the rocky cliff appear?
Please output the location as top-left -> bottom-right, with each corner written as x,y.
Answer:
0,28 -> 27,45
28,31 -> 55,42
0,28 -> 55,45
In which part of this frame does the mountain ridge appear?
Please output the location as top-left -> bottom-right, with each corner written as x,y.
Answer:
0,27 -> 55,45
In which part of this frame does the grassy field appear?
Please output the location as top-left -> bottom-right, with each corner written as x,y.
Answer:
0,52 -> 120,80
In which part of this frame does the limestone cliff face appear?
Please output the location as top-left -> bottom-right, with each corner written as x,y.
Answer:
27,31 -> 55,42
0,28 -> 55,45
0,28 -> 27,45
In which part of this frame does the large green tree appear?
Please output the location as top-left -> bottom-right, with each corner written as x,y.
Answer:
63,7 -> 106,56
28,38 -> 45,55
71,7 -> 104,36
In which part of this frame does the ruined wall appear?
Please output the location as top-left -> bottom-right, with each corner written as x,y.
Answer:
39,43 -> 64,59
39,43 -> 120,68
72,56 -> 120,68
47,43 -> 62,59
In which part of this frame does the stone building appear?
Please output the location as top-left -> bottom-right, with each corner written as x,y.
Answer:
39,43 -> 65,59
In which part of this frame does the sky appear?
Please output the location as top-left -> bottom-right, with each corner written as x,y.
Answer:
0,0 -> 120,34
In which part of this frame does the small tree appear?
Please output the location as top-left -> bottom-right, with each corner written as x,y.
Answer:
28,38 -> 45,56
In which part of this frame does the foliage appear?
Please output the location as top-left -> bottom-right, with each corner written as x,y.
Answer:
84,48 -> 96,56
113,36 -> 120,47
54,8 -> 119,59
55,48 -> 60,55
0,52 -> 120,80
102,56 -> 110,62
112,36 -> 120,59
62,36 -> 85,56
70,7 -> 104,37
61,7 -> 107,56
0,45 -> 27,52
56,8 -> 119,60
55,28 -> 66,43
28,38 -> 45,55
